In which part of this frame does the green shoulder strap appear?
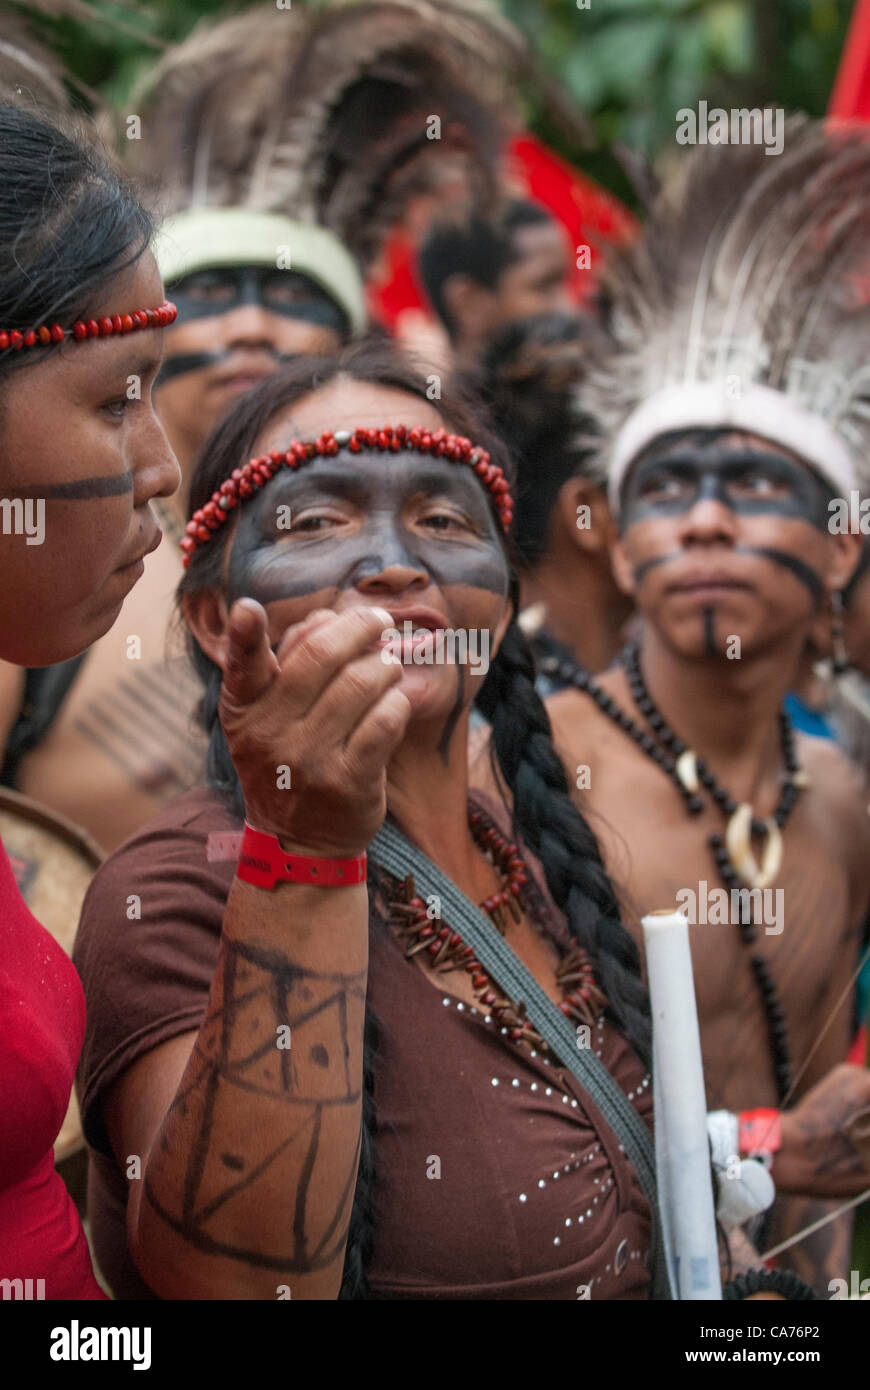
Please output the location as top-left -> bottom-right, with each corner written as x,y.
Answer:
371,818 -> 672,1300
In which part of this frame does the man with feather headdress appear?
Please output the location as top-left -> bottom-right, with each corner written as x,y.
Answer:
546,117 -> 870,1289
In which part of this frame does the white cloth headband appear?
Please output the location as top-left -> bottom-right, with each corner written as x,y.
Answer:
152,208 -> 367,333
608,381 -> 857,508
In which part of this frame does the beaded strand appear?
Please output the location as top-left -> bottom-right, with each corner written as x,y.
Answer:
388,802 -> 608,1055
0,299 -> 177,352
537,635 -> 799,1102
181,423 -> 515,566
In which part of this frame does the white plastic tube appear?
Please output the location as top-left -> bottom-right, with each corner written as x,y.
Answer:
642,908 -> 722,1300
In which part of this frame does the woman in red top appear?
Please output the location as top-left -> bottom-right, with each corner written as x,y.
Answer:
0,101 -> 179,1299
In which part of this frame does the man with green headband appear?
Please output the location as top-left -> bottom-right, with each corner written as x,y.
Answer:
151,208 -> 365,516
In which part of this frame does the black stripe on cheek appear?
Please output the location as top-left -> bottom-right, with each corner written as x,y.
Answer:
633,553 -> 674,586
7,470 -> 134,500
156,352 -> 228,385
737,546 -> 824,604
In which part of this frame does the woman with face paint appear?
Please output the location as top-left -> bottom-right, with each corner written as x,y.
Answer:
0,102 -> 180,1298
72,340 -> 669,1301
547,121 -> 870,1292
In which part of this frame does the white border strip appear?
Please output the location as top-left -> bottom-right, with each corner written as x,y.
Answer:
608,382 -> 856,506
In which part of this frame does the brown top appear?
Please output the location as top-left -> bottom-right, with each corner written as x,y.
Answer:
74,785 -> 653,1300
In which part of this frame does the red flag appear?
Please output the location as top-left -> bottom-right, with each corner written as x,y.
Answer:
367,132 -> 635,332
829,0 -> 870,119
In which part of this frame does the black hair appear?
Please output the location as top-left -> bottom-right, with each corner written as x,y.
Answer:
178,336 -> 650,1294
418,199 -> 553,338
0,102 -> 152,384
459,311 -> 609,568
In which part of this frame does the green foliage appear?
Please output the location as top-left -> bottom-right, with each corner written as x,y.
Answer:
505,0 -> 852,161
2,0 -> 857,199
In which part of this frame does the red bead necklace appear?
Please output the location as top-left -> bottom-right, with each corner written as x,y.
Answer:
387,803 -> 608,1053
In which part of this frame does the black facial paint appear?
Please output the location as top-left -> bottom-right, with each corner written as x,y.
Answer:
631,544 -> 823,604
167,266 -> 349,331
155,348 -> 302,388
633,553 -> 671,587
436,665 -> 467,766
703,605 -> 716,655
739,546 -> 824,604
620,445 -> 834,532
7,470 -> 134,500
226,452 -> 510,608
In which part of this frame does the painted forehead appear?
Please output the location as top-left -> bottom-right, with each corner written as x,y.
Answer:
224,445 -> 508,604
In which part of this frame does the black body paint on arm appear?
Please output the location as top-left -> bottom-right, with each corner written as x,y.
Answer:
144,938 -> 366,1273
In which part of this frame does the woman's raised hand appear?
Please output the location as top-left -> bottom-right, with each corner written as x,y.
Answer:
219,598 -> 411,856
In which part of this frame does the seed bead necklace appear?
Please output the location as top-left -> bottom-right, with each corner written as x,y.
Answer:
540,640 -> 804,1103
386,802 -> 608,1053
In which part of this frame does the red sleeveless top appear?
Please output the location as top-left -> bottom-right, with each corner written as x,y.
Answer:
0,835 -> 105,1299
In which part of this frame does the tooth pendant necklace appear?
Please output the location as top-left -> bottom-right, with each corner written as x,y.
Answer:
542,638 -> 807,1102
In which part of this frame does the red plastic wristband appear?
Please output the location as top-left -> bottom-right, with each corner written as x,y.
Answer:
738,1108 -> 782,1155
236,822 -> 367,889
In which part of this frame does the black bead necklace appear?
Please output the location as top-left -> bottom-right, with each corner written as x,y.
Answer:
543,636 -> 802,1103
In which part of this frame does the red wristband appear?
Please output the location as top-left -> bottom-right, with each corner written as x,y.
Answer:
738,1108 -> 782,1155
237,822 -> 367,889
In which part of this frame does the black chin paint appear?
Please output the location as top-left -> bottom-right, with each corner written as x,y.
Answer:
437,666 -> 467,766
703,605 -> 716,655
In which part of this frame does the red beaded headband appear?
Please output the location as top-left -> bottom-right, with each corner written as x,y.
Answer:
0,299 -> 177,352
181,424 -> 514,567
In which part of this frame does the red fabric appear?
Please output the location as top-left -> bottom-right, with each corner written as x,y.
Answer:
507,134 -> 636,305
848,1024 -> 867,1065
0,835 -> 105,1299
829,0 -> 870,120
367,132 -> 636,329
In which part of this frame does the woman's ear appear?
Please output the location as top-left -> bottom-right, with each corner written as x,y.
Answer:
182,589 -> 231,670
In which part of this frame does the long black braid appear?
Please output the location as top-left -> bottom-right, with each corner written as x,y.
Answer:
475,616 -> 651,1068
177,340 -> 651,1296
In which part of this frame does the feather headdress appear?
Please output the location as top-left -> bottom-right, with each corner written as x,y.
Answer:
0,9 -> 103,118
127,0 -> 526,322
581,117 -> 870,504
